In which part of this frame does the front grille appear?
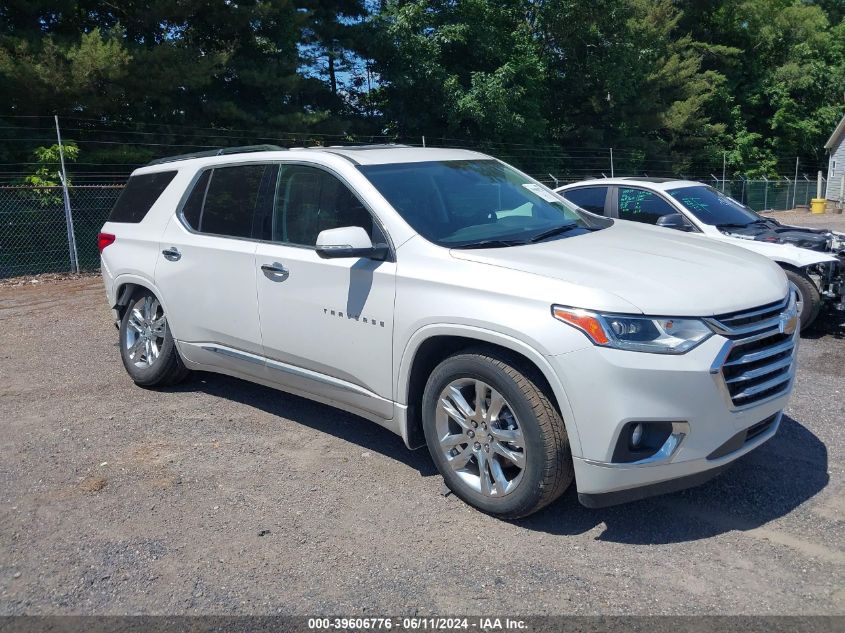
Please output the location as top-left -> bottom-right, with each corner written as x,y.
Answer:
708,294 -> 797,409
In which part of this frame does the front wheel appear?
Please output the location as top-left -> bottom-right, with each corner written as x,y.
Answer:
422,350 -> 573,519
782,268 -> 822,332
119,289 -> 190,388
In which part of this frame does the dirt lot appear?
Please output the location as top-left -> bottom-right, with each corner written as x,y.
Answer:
761,208 -> 845,232
0,273 -> 843,616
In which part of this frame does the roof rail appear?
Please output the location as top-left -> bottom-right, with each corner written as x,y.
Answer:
146,144 -> 285,166
323,143 -> 411,150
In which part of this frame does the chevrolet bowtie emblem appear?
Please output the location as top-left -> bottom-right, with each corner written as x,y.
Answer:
779,309 -> 798,335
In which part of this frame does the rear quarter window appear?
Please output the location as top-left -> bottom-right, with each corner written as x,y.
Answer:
108,171 -> 177,223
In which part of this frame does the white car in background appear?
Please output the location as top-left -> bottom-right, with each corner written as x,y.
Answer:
556,178 -> 844,329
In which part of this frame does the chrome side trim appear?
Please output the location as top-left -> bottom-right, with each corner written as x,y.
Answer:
199,342 -> 388,402
202,344 -> 264,366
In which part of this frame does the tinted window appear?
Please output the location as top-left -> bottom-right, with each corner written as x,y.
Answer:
109,171 -> 177,223
181,170 -> 210,230
617,187 -> 676,224
272,165 -> 381,246
666,185 -> 759,226
200,165 -> 270,238
359,160 -> 600,247
563,187 -> 608,214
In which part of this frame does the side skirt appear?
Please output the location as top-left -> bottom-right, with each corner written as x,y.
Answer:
176,340 -> 403,437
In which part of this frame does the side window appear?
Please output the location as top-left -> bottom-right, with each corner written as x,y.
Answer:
563,187 -> 608,215
191,164 -> 271,238
109,171 -> 177,223
181,170 -> 210,230
272,165 -> 383,246
617,187 -> 676,224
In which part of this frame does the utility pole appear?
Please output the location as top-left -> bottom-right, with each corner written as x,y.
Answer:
55,116 -> 79,273
609,148 -> 614,178
421,135 -> 426,148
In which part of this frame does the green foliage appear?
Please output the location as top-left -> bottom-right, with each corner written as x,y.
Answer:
0,0 -> 842,178
23,142 -> 79,187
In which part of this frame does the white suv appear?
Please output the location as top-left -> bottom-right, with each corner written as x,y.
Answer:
99,145 -> 798,518
557,178 -> 844,329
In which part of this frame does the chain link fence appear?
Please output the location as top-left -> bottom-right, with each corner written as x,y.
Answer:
0,185 -> 123,279
708,178 -> 825,211
0,174 -> 831,279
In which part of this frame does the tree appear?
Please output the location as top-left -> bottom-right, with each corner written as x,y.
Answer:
677,0 -> 845,177
370,0 -> 549,143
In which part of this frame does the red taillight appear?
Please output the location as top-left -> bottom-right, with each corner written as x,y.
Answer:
97,232 -> 116,253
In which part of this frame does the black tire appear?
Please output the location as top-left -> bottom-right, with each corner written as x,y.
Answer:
782,267 -> 822,331
422,349 -> 573,519
119,288 -> 190,388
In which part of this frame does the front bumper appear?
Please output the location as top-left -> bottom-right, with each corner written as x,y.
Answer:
549,328 -> 796,505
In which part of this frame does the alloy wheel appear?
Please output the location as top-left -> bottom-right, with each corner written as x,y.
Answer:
435,378 -> 526,497
124,295 -> 167,369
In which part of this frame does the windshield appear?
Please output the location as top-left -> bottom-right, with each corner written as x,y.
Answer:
666,185 -> 760,227
358,160 -> 604,247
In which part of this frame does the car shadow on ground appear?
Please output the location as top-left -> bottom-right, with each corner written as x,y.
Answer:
516,414 -> 829,543
176,375 -> 827,544
178,372 -> 439,477
801,306 -> 845,340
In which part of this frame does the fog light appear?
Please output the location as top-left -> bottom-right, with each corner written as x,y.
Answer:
630,423 -> 644,449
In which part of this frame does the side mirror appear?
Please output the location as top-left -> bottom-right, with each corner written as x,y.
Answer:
315,226 -> 389,260
656,213 -> 694,232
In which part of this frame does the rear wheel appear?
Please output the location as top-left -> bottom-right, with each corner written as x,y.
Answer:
782,267 -> 822,331
422,350 -> 573,519
119,289 -> 190,387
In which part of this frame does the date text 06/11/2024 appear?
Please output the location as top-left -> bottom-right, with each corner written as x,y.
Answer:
306,617 -> 528,630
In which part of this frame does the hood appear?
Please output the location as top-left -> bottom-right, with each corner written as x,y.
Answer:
719,218 -> 841,253
451,221 -> 788,317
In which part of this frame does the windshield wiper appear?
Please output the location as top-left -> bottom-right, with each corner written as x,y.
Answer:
451,239 -> 528,249
527,223 -> 583,243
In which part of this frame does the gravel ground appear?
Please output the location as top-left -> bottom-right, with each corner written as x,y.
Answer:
762,208 -> 845,232
0,275 -> 843,616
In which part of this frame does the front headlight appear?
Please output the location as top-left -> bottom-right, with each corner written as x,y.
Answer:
552,306 -> 713,354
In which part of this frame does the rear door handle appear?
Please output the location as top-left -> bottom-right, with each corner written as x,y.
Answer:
261,262 -> 289,281
162,247 -> 181,261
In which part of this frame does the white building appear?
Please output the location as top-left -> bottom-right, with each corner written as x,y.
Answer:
825,113 -> 845,205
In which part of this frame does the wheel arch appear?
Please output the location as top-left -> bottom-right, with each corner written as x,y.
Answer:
398,325 -> 582,456
112,274 -> 168,322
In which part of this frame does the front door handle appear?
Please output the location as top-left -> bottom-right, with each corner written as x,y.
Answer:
261,262 -> 289,281
162,247 -> 181,261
